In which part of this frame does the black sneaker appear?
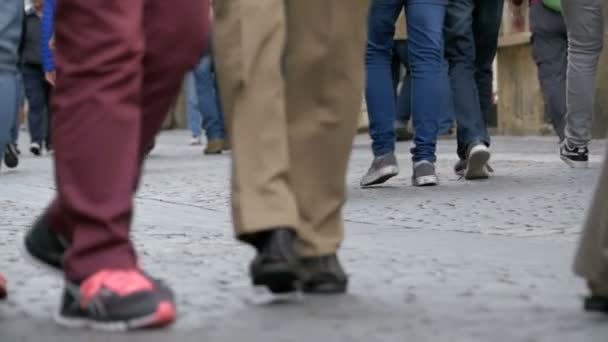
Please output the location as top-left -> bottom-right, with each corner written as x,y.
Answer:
560,141 -> 589,168
300,254 -> 348,294
56,270 -> 176,331
412,160 -> 438,187
30,142 -> 42,156
247,228 -> 301,294
4,144 -> 19,168
24,213 -> 68,272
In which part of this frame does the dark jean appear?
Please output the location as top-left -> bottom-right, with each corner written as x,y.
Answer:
193,53 -> 226,141
366,0 -> 449,162
445,0 -> 504,159
22,64 -> 52,146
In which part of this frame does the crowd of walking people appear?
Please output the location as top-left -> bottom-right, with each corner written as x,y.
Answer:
1,0 -> 608,332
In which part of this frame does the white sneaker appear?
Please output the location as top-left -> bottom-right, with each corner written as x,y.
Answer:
30,142 -> 42,156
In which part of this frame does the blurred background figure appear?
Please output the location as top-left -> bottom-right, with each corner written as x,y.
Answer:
20,0 -> 53,156
361,0 -> 450,188
558,0 -> 605,168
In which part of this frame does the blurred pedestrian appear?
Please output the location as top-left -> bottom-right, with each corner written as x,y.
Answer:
361,0 -> 450,188
23,0 -> 209,330
445,0 -> 504,180
214,0 -> 370,294
21,0 -> 52,156
559,0 -> 605,168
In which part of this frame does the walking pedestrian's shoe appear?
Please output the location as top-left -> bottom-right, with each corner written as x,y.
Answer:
4,144 -> 19,169
248,228 -> 301,294
0,272 -> 6,299
204,139 -> 225,155
30,142 -> 42,156
55,270 -> 176,331
395,127 -> 414,142
360,153 -> 399,187
412,160 -> 438,187
24,213 -> 69,272
583,281 -> 608,314
560,140 -> 589,168
456,143 -> 491,180
300,254 -> 348,295
189,136 -> 202,146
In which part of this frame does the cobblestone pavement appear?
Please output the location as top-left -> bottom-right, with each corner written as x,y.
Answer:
1,131 -> 608,342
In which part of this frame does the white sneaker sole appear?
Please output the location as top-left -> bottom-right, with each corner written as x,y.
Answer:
412,175 -> 439,187
360,165 -> 399,187
560,156 -> 589,169
465,146 -> 491,180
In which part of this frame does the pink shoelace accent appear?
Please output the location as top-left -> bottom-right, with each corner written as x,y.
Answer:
80,270 -> 154,309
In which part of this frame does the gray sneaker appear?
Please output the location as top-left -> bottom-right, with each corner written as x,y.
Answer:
412,160 -> 438,187
462,144 -> 491,180
360,153 -> 399,187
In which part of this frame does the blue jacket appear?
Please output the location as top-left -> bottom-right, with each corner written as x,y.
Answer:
41,0 -> 55,72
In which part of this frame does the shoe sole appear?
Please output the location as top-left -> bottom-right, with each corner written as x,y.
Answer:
54,301 -> 176,332
412,175 -> 438,187
204,151 -> 222,155
465,148 -> 491,180
252,262 -> 300,294
302,281 -> 348,295
360,166 -> 399,187
560,156 -> 588,169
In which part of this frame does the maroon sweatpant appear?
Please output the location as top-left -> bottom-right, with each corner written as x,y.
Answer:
46,0 -> 209,282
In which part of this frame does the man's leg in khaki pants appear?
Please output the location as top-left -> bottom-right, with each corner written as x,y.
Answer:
574,144 -> 608,313
214,0 -> 369,294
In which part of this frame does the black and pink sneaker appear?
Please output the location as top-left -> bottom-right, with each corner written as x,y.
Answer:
56,270 -> 176,331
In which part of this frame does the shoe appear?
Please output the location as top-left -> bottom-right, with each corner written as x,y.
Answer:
395,127 -> 414,142
46,143 -> 53,155
189,137 -> 202,146
248,228 -> 301,294
583,281 -> 608,314
144,141 -> 155,157
0,272 -> 6,299
30,142 -> 42,156
412,160 -> 438,187
300,254 -> 348,294
560,140 -> 589,168
24,213 -> 69,272
360,153 -> 399,187
4,144 -> 19,168
55,270 -> 176,331
457,143 -> 491,180
222,139 -> 231,151
204,139 -> 225,155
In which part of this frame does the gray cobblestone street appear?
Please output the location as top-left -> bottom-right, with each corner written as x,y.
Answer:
2,131 -> 608,341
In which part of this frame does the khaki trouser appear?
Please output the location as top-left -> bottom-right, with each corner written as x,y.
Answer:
574,145 -> 608,289
213,0 -> 370,257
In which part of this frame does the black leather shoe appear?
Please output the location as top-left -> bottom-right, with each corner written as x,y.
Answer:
300,254 -> 348,294
24,213 -> 68,272
248,228 -> 301,294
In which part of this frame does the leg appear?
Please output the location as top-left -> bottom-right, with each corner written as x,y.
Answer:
214,0 -> 299,236
472,0 -> 504,135
0,71 -> 18,163
284,0 -> 369,257
406,2 -> 448,164
445,0 -> 484,159
561,0 -> 603,147
22,66 -> 46,148
365,0 -> 402,157
394,39 -> 412,126
530,2 -> 568,142
185,71 -> 203,139
195,54 -> 226,141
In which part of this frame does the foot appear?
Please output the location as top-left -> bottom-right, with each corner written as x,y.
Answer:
395,127 -> 414,142
560,140 -> 589,168
30,142 -> 42,156
583,281 -> 608,314
56,270 -> 176,331
457,143 -> 491,180
360,153 -> 399,187
412,160 -> 438,187
24,213 -> 69,272
0,272 -> 6,299
4,144 -> 19,168
204,139 -> 225,155
189,137 -> 202,146
248,228 -> 301,294
300,254 -> 348,294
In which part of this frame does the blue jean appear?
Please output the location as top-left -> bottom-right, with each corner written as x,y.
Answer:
185,72 -> 202,138
0,0 -> 22,160
9,71 -> 23,144
366,0 -> 449,162
22,64 -> 52,145
193,54 -> 226,141
445,0 -> 503,159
